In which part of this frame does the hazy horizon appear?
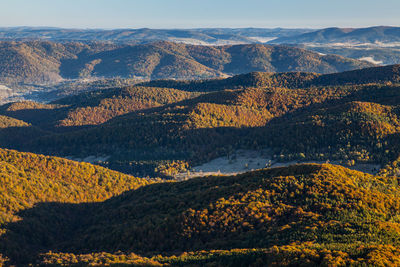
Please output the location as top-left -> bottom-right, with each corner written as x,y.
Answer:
0,0 -> 399,29
2,25 -> 400,31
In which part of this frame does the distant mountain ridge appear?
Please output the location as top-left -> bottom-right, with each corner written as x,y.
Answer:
271,26 -> 400,45
1,26 -> 400,71
0,41 -> 373,84
0,27 -> 313,44
3,26 -> 400,46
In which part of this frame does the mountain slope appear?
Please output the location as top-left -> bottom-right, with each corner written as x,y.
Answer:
3,82 -> 376,175
56,86 -> 200,126
3,164 -> 400,265
141,64 -> 400,91
3,65 -> 400,178
0,41 -> 373,84
0,86 -> 200,128
0,147 -> 152,264
271,26 -> 400,45
0,41 -> 117,84
59,42 -> 375,80
313,64 -> 400,85
0,148 -> 151,222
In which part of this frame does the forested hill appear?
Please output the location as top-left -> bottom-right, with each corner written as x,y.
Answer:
312,64 -> 400,85
141,64 -> 400,91
3,163 -> 400,265
140,71 -> 321,91
3,64 -> 400,178
0,41 -> 373,84
0,148 -> 151,220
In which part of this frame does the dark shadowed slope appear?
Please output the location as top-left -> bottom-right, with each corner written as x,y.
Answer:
2,164 -> 400,265
141,64 -> 400,91
0,41 -> 373,84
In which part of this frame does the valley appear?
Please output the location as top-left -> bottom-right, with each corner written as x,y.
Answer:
175,149 -> 381,180
1,64 -> 400,180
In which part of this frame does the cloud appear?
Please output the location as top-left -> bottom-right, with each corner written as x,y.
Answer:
358,56 -> 383,65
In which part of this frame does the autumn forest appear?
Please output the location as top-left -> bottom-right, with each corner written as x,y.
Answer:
1,33 -> 400,266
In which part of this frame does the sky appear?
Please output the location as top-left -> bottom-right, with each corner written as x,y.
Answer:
0,0 -> 399,29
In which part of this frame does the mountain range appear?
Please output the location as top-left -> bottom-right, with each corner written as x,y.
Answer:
3,26 -> 400,46
0,44 -> 400,265
1,64 -> 400,178
2,26 -> 400,69
269,26 -> 400,66
0,27 -> 313,44
2,27 -> 400,265
0,41 -> 373,85
271,26 -> 400,45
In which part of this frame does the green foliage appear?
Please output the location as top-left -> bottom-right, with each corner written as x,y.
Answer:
39,245 -> 400,266
40,251 -> 163,266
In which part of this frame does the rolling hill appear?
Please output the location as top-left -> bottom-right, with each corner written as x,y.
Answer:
0,86 -> 200,128
271,26 -> 400,45
0,31 -> 400,266
312,64 -> 400,85
0,41 -> 373,84
0,147 -> 152,264
269,26 -> 400,66
2,164 -> 400,265
141,63 -> 400,91
2,64 -> 400,178
0,27 -> 313,44
0,41 -> 117,84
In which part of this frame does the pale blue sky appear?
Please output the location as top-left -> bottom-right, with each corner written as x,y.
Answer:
0,0 -> 399,29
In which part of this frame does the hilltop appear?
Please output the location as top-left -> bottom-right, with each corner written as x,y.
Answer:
0,41 -> 373,84
272,26 -> 400,45
141,64 -> 400,91
2,64 -> 400,177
